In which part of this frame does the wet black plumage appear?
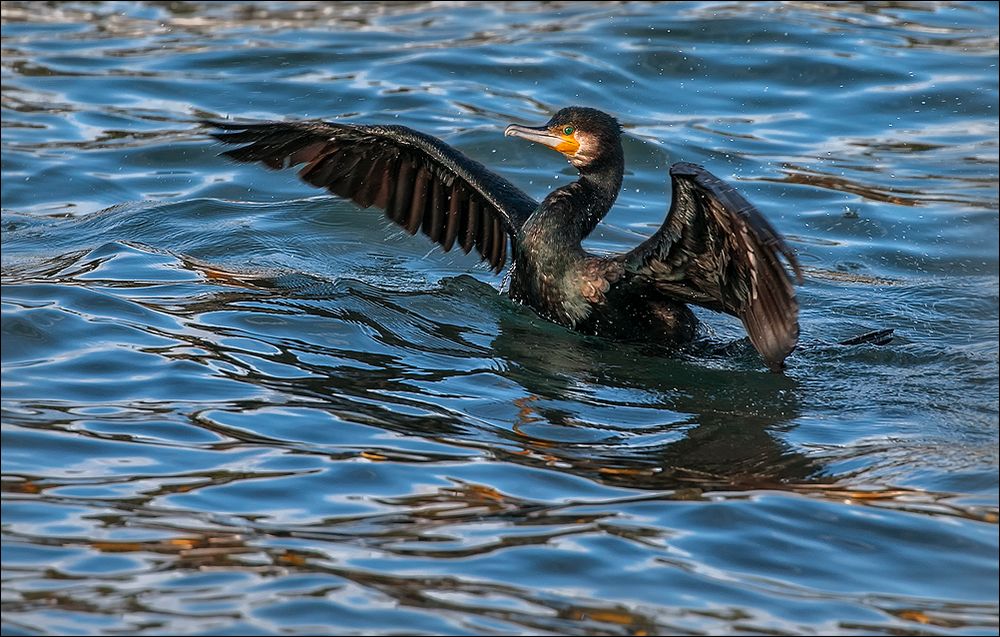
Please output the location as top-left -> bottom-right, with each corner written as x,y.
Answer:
206,106 -> 803,371
208,119 -> 533,273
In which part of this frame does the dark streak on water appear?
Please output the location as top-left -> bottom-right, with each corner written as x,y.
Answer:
2,2 -> 998,635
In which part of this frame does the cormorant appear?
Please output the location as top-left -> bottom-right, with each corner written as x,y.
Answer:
206,107 -> 803,371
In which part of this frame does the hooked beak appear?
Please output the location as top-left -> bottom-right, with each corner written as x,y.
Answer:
504,123 -> 564,150
505,123 -> 581,157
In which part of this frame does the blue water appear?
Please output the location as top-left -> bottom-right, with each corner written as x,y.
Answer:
2,2 -> 998,635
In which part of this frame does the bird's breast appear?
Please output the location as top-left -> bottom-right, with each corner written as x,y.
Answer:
509,242 -> 606,328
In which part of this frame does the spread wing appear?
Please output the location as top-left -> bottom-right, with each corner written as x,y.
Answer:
206,120 -> 538,273
621,162 -> 803,371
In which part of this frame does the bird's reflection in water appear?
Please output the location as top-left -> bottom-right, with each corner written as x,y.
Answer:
486,301 -> 820,492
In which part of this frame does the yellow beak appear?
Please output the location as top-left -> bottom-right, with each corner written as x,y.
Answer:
505,124 -> 580,156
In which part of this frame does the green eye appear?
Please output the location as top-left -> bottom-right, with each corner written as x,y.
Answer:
563,126 -> 575,136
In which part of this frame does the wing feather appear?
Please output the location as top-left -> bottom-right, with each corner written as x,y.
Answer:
621,162 -> 803,371
206,119 -> 537,274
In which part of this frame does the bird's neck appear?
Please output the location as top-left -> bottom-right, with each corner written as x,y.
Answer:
577,157 -> 624,236
510,155 -> 624,324
535,156 -> 624,245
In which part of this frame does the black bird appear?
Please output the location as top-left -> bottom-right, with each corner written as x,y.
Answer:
206,107 -> 803,371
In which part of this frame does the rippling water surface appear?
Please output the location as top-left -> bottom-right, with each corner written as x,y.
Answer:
2,2 -> 998,635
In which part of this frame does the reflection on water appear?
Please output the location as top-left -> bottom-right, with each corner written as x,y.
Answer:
2,1 -> 998,635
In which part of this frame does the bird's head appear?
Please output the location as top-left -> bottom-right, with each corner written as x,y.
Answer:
505,106 -> 622,170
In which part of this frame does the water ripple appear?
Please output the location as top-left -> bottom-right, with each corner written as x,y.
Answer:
3,1 -> 997,635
